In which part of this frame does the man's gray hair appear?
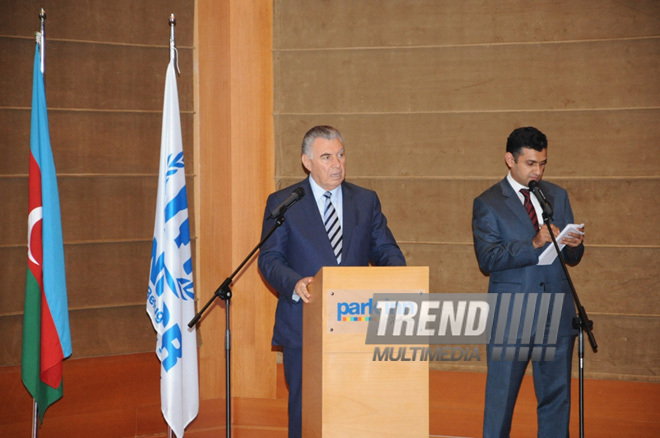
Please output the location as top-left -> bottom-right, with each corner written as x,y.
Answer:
301,125 -> 344,157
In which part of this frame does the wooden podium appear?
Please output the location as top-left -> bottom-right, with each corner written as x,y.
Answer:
302,266 -> 429,437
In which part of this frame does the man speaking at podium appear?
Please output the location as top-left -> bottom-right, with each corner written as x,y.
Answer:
472,126 -> 585,437
258,125 -> 405,438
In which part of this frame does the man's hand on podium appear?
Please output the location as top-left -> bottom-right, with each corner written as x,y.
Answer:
295,277 -> 314,303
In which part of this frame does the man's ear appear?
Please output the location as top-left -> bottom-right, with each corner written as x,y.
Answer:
504,152 -> 515,169
302,154 -> 312,172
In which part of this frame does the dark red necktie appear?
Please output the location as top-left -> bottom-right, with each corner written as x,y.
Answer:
520,189 -> 539,231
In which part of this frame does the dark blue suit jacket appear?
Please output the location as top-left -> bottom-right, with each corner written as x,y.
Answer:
472,178 -> 584,337
258,178 -> 406,349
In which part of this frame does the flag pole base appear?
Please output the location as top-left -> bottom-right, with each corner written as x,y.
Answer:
32,400 -> 38,438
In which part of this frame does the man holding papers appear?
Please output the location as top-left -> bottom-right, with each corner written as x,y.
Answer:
472,126 -> 585,437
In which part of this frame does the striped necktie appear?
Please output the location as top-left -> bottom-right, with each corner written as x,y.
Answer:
323,191 -> 342,263
520,188 -> 539,231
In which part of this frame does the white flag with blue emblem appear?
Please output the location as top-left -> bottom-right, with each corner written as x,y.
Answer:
147,59 -> 198,438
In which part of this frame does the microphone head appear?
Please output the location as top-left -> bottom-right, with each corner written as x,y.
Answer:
528,180 -> 539,191
294,187 -> 305,199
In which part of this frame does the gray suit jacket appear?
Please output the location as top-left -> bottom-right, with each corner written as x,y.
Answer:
472,178 -> 584,337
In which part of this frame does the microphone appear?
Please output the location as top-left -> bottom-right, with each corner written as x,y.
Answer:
268,187 -> 305,219
528,180 -> 553,220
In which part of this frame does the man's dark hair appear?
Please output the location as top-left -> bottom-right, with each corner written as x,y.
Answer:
506,127 -> 547,160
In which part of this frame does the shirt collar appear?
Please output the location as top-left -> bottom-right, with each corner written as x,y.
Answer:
308,175 -> 342,199
506,171 -> 528,193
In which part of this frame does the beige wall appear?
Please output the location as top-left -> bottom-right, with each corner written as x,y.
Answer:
273,0 -> 660,381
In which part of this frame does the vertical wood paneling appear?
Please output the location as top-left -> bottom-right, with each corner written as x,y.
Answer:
195,0 -> 275,400
226,1 -> 276,401
196,0 -> 231,401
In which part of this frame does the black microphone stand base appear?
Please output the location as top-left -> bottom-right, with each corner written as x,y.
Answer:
542,211 -> 597,438
573,316 -> 594,438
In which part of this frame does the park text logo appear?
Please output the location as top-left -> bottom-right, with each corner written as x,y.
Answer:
337,297 -> 372,322
366,293 -> 565,362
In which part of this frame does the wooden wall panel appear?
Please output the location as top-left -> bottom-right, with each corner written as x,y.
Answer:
275,40 -> 659,114
274,0 -> 660,49
277,176 -> 660,246
275,110 -> 660,178
403,244 -> 660,317
2,242 -> 153,315
581,314 -> 660,380
0,305 -> 155,366
195,0 -> 232,401
1,176 -> 195,246
68,306 -> 155,357
273,1 -> 660,384
562,179 -> 659,245
0,178 -> 26,247
351,178 -> 660,247
0,247 -> 27,316
403,243 -> 660,380
0,315 -> 25,366
403,243 -> 491,293
225,0 -> 277,400
0,110 -> 194,175
571,247 -> 660,315
195,0 -> 276,401
0,40 -> 194,111
0,0 -> 194,46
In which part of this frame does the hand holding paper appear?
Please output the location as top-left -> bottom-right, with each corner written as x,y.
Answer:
537,223 -> 584,265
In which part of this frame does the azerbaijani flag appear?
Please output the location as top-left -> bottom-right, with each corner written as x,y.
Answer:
21,42 -> 72,423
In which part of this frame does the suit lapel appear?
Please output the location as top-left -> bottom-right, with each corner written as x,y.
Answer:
299,179 -> 324,227
500,178 -> 537,235
340,182 -> 354,264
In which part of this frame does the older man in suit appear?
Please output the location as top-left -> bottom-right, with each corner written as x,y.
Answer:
258,125 -> 405,438
472,126 -> 585,437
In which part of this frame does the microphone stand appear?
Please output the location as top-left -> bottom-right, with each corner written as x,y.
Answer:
188,214 -> 287,438
542,211 -> 597,438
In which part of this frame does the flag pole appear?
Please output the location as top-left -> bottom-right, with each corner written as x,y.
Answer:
31,12 -> 46,438
166,15 -> 180,438
167,16 -> 175,438
31,400 -> 38,438
151,14 -> 198,437
169,14 -> 180,75
39,8 -> 46,74
25,4 -> 72,431
169,14 -> 175,62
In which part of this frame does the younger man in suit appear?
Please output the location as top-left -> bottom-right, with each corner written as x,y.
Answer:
258,125 -> 405,438
472,126 -> 585,437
